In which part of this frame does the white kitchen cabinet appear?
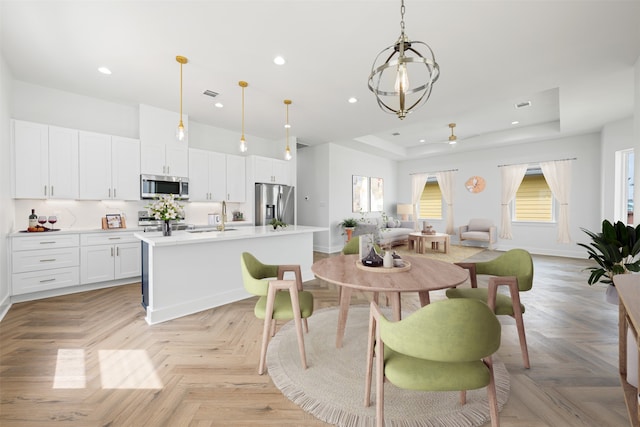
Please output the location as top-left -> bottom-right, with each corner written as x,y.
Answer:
141,143 -> 188,177
13,120 -> 79,199
139,104 -> 189,177
188,148 -> 226,201
226,154 -> 246,202
11,233 -> 80,295
79,131 -> 140,200
80,233 -> 141,284
251,155 -> 290,185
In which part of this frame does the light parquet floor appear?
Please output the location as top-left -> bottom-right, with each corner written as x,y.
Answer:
0,250 -> 630,426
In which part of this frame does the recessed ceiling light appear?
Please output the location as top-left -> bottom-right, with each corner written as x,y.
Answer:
98,66 -> 111,75
215,102 -> 223,108
419,139 -> 425,143
348,97 -> 358,104
511,120 -> 519,125
273,56 -> 286,65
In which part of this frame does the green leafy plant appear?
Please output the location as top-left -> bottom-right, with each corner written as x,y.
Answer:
578,220 -> 640,285
270,218 -> 288,230
339,218 -> 359,228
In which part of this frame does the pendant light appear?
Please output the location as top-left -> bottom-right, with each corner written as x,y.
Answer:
176,55 -> 188,141
284,99 -> 292,161
367,0 -> 440,119
239,81 -> 248,152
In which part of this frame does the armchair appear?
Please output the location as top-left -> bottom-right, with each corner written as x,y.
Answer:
446,248 -> 533,369
365,299 -> 501,427
240,252 -> 314,375
459,218 -> 497,249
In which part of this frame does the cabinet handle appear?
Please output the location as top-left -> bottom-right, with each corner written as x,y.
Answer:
44,186 -> 47,196
108,188 -> 112,197
40,259 -> 56,262
39,241 -> 56,244
116,247 -> 119,256
39,278 -> 56,283
113,188 -> 117,198
108,237 -> 121,240
111,247 -> 114,257
51,186 -> 54,196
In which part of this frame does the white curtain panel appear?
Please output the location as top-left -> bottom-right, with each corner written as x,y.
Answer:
500,164 -> 528,239
540,159 -> 573,243
411,173 -> 429,231
436,170 -> 456,235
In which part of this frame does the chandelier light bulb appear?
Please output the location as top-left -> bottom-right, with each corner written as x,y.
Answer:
176,121 -> 186,141
284,99 -> 292,161
176,55 -> 188,142
285,146 -> 292,161
394,62 -> 409,93
239,81 -> 248,152
240,137 -> 247,152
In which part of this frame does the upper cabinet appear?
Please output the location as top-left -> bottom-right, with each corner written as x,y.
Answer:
188,148 -> 226,202
139,104 -> 189,177
250,155 -> 291,185
188,149 -> 245,202
226,154 -> 246,202
13,120 -> 79,199
78,131 -> 140,200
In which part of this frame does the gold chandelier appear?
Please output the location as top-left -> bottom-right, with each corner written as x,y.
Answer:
239,81 -> 248,152
284,99 -> 292,160
448,123 -> 457,145
367,0 -> 440,119
176,55 -> 188,141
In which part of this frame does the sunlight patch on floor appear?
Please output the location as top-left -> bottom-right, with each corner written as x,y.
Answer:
99,349 -> 163,389
53,349 -> 86,389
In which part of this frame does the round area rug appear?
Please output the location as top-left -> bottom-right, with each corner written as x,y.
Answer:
266,306 -> 510,427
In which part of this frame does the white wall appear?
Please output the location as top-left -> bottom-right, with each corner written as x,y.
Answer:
0,51 -> 14,317
298,142 -> 397,253
397,133 -> 602,258
601,117 -> 635,221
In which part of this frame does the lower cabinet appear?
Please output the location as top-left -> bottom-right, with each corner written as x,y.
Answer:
11,233 -> 80,295
80,233 -> 141,284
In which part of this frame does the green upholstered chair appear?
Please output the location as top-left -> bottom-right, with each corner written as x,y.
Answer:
364,299 -> 501,427
446,248 -> 533,369
240,252 -> 314,375
341,236 -> 381,255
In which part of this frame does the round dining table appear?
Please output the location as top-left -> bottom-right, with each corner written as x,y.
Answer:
311,254 -> 469,347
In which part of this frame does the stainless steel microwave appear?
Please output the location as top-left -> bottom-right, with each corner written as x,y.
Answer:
140,174 -> 189,200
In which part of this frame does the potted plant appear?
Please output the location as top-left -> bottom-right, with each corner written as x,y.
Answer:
578,219 -> 640,302
339,218 -> 359,241
270,218 -> 287,231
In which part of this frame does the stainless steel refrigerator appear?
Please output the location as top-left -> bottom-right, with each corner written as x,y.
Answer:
255,183 -> 295,226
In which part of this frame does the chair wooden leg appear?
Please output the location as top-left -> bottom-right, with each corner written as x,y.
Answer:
259,289 -> 278,375
288,285 -> 307,370
364,303 -> 376,407
459,390 -> 466,405
303,318 -> 309,333
376,328 -> 385,427
485,357 -> 500,427
509,288 -> 530,369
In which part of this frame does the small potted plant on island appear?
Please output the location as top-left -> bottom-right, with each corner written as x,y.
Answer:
339,218 -> 359,241
270,218 -> 288,231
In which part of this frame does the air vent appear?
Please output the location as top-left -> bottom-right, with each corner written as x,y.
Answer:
203,90 -> 219,98
515,101 -> 532,109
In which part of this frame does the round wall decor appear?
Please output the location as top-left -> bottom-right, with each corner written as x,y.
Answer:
465,176 -> 486,193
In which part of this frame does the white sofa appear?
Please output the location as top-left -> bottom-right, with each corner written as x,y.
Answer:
459,218 -> 497,249
353,217 -> 415,247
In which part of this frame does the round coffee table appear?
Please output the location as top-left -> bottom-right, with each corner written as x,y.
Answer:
408,232 -> 450,254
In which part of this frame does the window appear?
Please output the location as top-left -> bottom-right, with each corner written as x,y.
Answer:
513,168 -> 553,222
419,178 -> 442,219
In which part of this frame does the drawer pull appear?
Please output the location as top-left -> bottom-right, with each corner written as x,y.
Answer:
40,259 -> 57,262
39,278 -> 56,283
108,237 -> 122,240
40,241 -> 56,244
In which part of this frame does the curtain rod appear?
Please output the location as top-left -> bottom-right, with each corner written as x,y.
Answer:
497,157 -> 577,168
410,168 -> 458,175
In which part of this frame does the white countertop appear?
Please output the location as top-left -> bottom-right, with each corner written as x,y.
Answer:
134,225 -> 327,247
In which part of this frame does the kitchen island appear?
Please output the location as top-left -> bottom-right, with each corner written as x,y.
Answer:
134,225 -> 325,325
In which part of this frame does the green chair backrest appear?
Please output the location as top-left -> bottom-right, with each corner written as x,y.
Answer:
475,248 -> 534,291
341,236 -> 381,255
380,298 -> 501,362
240,252 -> 279,297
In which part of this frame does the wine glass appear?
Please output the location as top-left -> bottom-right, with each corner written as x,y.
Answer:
48,215 -> 58,229
37,216 -> 47,227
